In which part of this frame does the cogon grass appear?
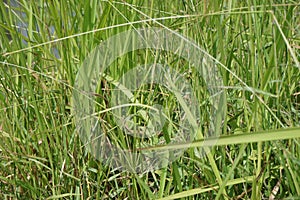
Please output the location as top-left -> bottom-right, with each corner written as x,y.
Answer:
0,0 -> 300,199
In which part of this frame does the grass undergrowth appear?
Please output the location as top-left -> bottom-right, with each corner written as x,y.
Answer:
0,0 -> 300,199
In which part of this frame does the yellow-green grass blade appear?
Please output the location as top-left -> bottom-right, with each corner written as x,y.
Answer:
138,127 -> 300,151
157,176 -> 255,200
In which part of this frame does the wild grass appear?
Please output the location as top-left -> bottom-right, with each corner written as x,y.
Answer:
0,0 -> 300,199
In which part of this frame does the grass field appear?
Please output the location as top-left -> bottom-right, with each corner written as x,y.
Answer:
0,0 -> 300,199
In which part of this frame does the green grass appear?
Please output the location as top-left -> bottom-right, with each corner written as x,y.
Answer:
0,0 -> 300,199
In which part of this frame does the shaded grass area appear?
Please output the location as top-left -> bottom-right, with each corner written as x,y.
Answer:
0,0 -> 300,199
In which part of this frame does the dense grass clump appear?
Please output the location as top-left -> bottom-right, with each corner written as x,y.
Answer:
0,0 -> 300,199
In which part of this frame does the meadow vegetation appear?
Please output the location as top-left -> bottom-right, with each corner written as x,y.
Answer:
0,0 -> 300,199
